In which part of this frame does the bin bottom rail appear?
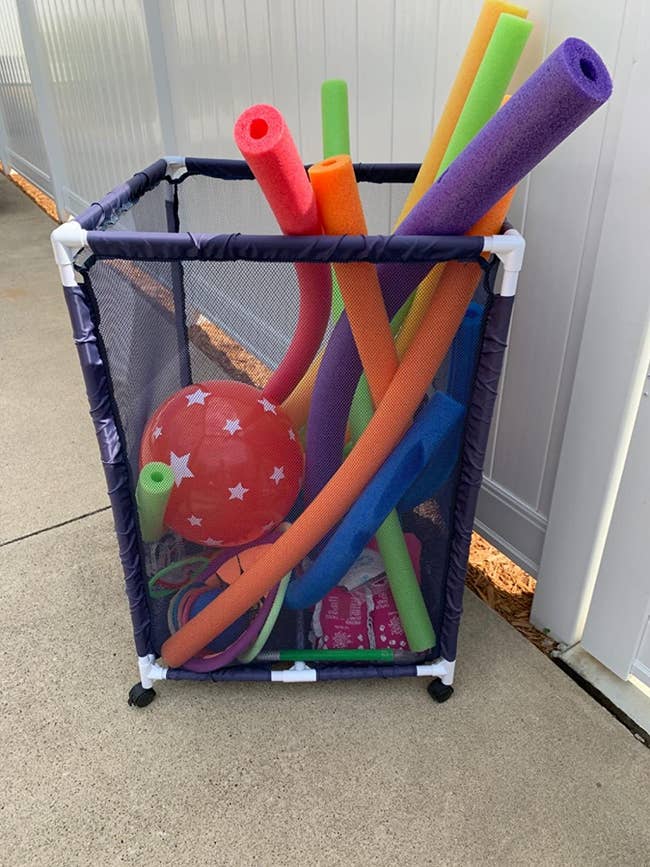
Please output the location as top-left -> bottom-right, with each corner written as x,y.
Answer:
136,654 -> 456,687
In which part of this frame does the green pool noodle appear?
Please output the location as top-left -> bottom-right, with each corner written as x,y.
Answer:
437,13 -> 533,177
348,302 -> 436,651
321,79 -> 351,322
322,79 -> 350,159
350,299 -> 411,436
321,80 -> 435,650
136,462 -> 174,543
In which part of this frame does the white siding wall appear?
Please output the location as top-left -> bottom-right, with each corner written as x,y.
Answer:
0,0 -> 639,574
0,0 -> 51,192
34,0 -> 164,213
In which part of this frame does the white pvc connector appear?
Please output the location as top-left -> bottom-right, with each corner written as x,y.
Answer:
416,658 -> 455,685
51,219 -> 88,286
165,155 -> 186,180
270,661 -> 317,683
138,654 -> 168,689
482,229 -> 526,297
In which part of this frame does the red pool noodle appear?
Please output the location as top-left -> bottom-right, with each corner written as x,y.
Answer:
234,104 -> 331,403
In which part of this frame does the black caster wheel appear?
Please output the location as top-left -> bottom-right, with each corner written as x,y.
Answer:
128,682 -> 156,708
427,679 -> 454,703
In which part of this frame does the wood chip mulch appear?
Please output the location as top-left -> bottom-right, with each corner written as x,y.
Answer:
6,168 -> 59,222
467,532 -> 556,654
10,171 -> 555,655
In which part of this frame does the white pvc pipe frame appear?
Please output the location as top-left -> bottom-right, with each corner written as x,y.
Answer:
135,654 -> 458,688
51,171 -> 525,687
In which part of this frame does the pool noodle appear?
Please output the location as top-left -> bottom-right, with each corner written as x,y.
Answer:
396,184 -> 517,356
321,80 -> 350,323
396,11 -> 532,348
308,154 -> 434,650
438,15 -> 532,178
284,391 -> 464,611
161,39 -> 612,667
308,155 -> 398,404
135,462 -> 174,543
161,234 -> 496,667
304,38 -> 611,508
234,104 -> 331,404
307,185 -> 517,510
353,10 -> 532,416
282,286 -> 410,432
322,79 -> 351,158
393,15 -> 530,352
282,5 -> 527,428
279,81 -> 351,427
396,0 -> 528,225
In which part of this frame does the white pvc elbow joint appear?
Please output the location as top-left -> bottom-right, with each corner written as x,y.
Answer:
51,219 -> 88,285
483,229 -> 526,298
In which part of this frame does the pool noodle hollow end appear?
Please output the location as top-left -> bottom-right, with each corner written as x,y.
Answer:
234,103 -> 319,236
234,103 -> 331,404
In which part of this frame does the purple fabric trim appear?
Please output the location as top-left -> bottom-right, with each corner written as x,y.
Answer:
166,666 -> 272,682
165,188 -> 192,386
165,663 -> 420,682
63,283 -> 152,656
85,230 -> 485,264
440,295 -> 515,661
183,158 -> 420,185
316,664 -> 419,680
76,158 -> 168,230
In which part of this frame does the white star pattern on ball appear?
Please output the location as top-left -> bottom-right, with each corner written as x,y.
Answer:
228,482 -> 249,501
223,418 -> 242,436
187,514 -> 203,527
152,425 -> 163,439
185,387 -> 211,407
203,537 -> 223,546
169,451 -> 194,487
288,428 -> 296,440
257,397 -> 277,414
269,466 -> 285,485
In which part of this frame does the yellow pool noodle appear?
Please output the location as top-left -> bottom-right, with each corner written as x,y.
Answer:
396,0 -> 528,226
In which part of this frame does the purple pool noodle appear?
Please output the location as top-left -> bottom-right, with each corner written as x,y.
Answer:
305,38 -> 612,511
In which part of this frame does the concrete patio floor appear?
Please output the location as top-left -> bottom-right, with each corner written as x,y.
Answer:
1,174 -> 649,866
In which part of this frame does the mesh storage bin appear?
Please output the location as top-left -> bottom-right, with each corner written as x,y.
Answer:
51,157 -> 521,705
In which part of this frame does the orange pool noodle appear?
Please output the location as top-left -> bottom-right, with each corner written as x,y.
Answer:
308,155 -> 399,405
161,227 -> 506,669
396,0 -> 527,226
